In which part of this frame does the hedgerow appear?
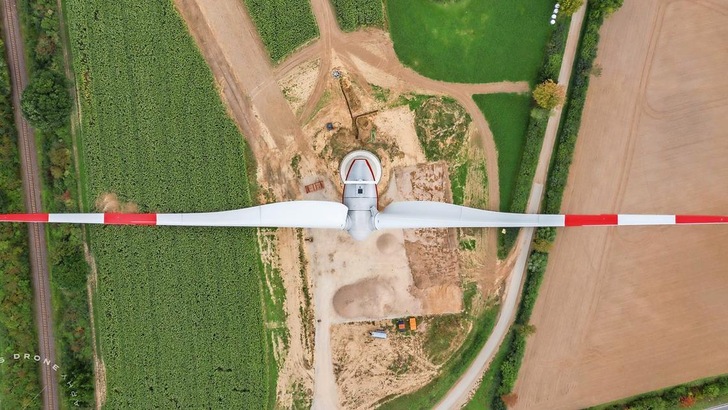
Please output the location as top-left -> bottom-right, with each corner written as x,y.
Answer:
65,0 -> 272,407
243,0 -> 319,62
331,0 -> 385,31
544,4 -> 610,214
589,374 -> 728,410
17,0 -> 95,405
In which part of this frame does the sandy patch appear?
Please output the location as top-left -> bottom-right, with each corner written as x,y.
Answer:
94,192 -> 139,213
278,59 -> 321,115
94,193 -> 120,212
372,106 -> 426,167
332,322 -> 438,410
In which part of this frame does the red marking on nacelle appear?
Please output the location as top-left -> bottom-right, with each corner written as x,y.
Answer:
675,215 -> 728,224
103,213 -> 157,225
342,158 -> 379,209
564,214 -> 618,226
0,213 -> 49,222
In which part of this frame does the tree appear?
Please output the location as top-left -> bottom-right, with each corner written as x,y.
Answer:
533,80 -> 565,110
560,0 -> 584,16
48,142 -> 70,179
21,69 -> 71,131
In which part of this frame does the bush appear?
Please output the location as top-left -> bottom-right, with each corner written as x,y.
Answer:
703,383 -> 720,399
20,69 -> 71,130
533,227 -> 556,252
560,0 -> 584,16
21,0 -> 95,406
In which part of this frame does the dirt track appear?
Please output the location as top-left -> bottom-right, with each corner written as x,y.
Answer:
514,1 -> 728,408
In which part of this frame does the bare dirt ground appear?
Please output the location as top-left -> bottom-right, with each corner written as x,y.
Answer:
278,58 -> 321,115
332,322 -> 438,410
514,1 -> 728,408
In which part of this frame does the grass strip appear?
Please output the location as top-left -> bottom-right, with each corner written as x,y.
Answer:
495,16 -> 571,258
473,93 -> 532,212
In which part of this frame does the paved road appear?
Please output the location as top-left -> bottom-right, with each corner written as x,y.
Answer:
0,0 -> 59,408
706,403 -> 728,410
435,4 -> 588,409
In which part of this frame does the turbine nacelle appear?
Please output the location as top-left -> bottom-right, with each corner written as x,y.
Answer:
339,150 -> 381,240
1,150 -> 727,237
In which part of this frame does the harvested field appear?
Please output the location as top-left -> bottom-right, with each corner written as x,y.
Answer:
514,1 -> 728,409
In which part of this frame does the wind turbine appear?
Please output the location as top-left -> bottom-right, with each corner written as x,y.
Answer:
1,150 -> 727,238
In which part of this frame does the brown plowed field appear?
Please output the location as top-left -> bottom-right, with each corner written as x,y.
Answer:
514,1 -> 728,409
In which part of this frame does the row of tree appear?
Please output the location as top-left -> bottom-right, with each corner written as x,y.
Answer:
18,0 -> 94,406
592,375 -> 728,410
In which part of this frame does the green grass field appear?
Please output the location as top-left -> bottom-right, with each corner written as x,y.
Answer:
331,0 -> 384,31
387,0 -> 554,83
64,1 -> 273,407
474,94 -> 533,211
243,0 -> 318,62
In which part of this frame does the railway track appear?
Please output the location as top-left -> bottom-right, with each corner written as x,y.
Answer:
1,0 -> 59,408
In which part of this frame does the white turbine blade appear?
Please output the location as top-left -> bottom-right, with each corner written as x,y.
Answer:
0,201 -> 349,229
374,201 -> 565,229
157,201 -> 348,228
375,201 -> 728,229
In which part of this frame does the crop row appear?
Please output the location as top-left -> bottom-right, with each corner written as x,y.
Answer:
243,0 -> 319,62
64,0 -> 272,407
331,0 -> 385,32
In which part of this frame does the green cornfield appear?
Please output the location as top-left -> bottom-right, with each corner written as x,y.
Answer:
243,0 -> 319,62
331,0 -> 384,31
65,1 -> 272,408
